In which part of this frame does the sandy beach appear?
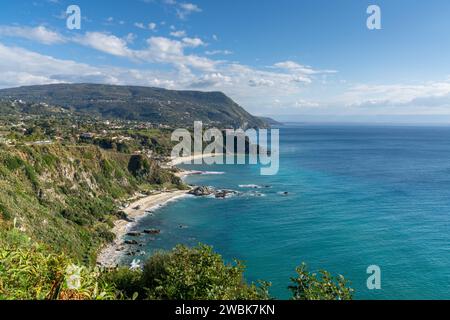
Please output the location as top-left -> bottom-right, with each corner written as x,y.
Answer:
97,154 -> 220,267
167,152 -> 224,166
96,189 -> 189,267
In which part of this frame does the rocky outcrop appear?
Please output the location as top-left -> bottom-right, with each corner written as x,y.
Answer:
215,190 -> 238,199
189,186 -> 238,199
126,232 -> 141,237
143,229 -> 160,234
188,186 -> 215,196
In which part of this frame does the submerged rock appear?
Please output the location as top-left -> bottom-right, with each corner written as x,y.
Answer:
127,231 -> 141,237
215,189 -> 238,199
124,239 -> 138,245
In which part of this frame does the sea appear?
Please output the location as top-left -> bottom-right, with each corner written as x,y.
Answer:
121,124 -> 450,299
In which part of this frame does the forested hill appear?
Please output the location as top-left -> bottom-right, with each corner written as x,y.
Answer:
0,83 -> 268,128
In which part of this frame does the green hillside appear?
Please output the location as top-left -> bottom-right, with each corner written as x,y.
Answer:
0,143 -> 181,264
0,84 -> 268,128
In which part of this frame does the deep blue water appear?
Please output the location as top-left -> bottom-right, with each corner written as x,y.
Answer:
123,124 -> 450,299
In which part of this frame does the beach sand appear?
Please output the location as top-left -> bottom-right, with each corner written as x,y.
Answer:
96,189 -> 189,267
167,152 -> 224,166
97,154 -> 220,267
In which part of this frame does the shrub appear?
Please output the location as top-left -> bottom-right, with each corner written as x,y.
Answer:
102,268 -> 142,299
142,245 -> 270,300
107,245 -> 270,300
0,203 -> 12,221
0,229 -> 116,300
288,263 -> 353,300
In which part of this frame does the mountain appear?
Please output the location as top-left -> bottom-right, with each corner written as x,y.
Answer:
258,117 -> 283,126
0,83 -> 268,128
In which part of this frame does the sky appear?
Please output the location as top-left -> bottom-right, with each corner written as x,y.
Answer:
1,0 -> 450,120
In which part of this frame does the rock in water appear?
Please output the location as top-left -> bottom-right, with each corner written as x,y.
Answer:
143,229 -> 161,234
126,232 -> 141,237
188,186 -> 215,196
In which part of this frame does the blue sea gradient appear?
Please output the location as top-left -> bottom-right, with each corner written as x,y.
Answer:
123,124 -> 450,299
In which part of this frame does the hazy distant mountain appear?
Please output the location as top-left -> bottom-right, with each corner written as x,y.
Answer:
0,83 -> 268,128
258,117 -> 283,126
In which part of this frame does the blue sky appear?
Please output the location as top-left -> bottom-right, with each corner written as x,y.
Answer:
1,0 -> 450,119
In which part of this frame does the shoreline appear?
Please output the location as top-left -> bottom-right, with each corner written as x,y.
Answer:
96,188 -> 190,267
167,152 -> 224,166
96,154 -> 218,267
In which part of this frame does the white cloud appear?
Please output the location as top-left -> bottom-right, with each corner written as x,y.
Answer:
182,37 -> 205,47
294,99 -> 320,108
74,32 -> 133,57
137,36 -> 216,71
248,78 -> 275,87
177,2 -> 202,19
190,72 -> 232,88
161,0 -> 202,19
274,60 -> 336,75
0,42 -> 180,88
170,30 -> 187,38
341,82 -> 450,108
0,26 -> 341,115
0,25 -> 65,45
125,33 -> 137,44
205,50 -> 233,56
134,22 -> 157,31
134,22 -> 146,29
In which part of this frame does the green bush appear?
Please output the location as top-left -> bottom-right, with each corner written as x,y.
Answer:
288,263 -> 353,300
109,245 -> 270,300
0,203 -> 12,221
103,268 -> 142,299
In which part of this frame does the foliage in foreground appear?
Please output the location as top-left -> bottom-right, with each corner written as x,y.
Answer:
105,244 -> 271,300
289,263 -> 354,300
0,229 -> 115,300
0,228 -> 353,300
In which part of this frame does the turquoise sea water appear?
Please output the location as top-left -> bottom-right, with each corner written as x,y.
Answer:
122,124 -> 450,299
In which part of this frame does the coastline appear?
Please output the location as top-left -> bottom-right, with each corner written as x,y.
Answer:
167,152 -> 223,166
97,154 -> 219,267
96,188 -> 189,267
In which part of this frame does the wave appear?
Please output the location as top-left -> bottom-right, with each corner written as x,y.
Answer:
238,184 -> 271,189
188,170 -> 225,175
239,184 -> 261,189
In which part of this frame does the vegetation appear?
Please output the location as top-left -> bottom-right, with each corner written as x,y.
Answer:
0,83 -> 269,128
0,142 -> 182,263
0,92 -> 353,301
106,245 -> 270,300
0,229 -> 115,300
0,225 -> 353,300
289,263 -> 354,300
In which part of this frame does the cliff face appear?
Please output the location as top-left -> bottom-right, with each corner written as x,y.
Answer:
0,144 -> 179,263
